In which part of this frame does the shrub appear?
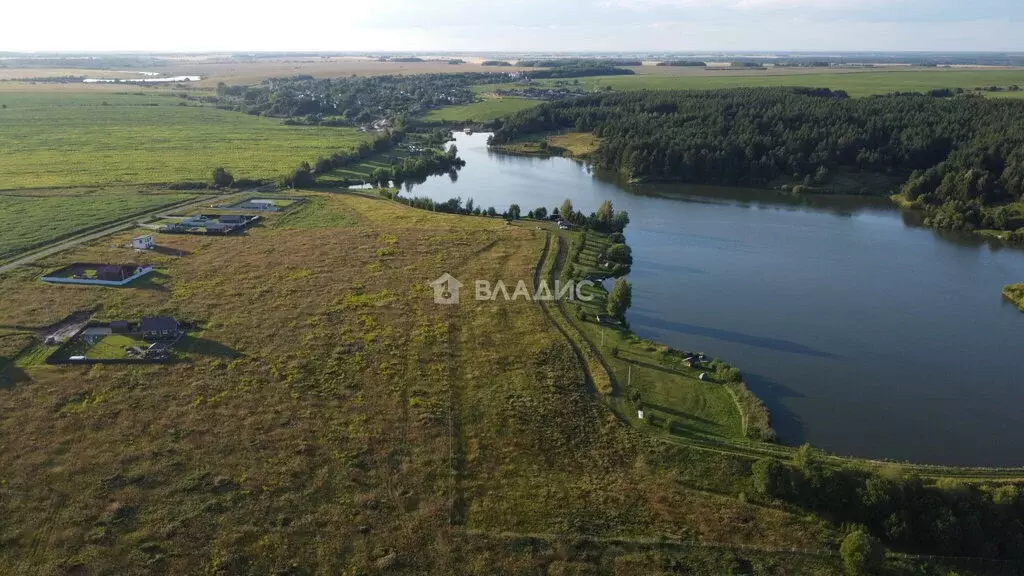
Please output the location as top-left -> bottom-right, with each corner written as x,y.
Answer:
840,529 -> 883,576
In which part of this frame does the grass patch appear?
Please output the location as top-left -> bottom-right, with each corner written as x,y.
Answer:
0,91 -> 375,188
271,194 -> 359,229
81,334 -> 150,360
421,96 -> 543,123
548,132 -> 600,156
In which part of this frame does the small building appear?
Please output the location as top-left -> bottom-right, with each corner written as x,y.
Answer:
132,235 -> 154,250
558,221 -> 570,230
110,320 -> 131,334
249,199 -> 276,209
219,215 -> 245,224
140,316 -> 181,341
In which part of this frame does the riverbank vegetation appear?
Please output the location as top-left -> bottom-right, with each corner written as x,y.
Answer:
1003,284 -> 1024,311
490,131 -> 601,158
491,88 -> 1024,233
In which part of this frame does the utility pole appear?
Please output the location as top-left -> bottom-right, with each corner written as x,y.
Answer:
628,364 -> 632,388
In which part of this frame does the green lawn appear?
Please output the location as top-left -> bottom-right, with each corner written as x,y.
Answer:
422,96 -> 544,122
524,69 -> 1024,97
272,194 -> 359,229
0,92 -> 375,188
84,334 -> 149,360
0,189 -> 196,261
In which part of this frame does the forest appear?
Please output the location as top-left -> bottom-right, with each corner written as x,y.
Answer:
490,88 -> 1024,231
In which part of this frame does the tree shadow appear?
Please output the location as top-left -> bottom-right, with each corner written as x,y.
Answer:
744,372 -> 807,446
630,314 -> 841,359
0,359 -> 29,390
180,336 -> 242,359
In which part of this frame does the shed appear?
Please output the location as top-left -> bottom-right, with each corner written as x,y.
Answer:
132,235 -> 154,250
141,316 -> 180,341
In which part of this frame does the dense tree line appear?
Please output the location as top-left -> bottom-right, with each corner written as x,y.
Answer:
655,60 -> 707,67
490,88 -> 1024,231
752,447 -> 1024,560
280,131 -> 398,187
524,65 -> 634,79
517,58 -> 642,67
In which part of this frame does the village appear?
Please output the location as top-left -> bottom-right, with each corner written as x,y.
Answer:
24,192 -> 305,364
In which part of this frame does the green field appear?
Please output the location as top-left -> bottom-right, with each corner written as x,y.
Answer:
518,69 -> 1024,97
0,188 -> 196,261
422,96 -> 544,122
0,92 -> 374,188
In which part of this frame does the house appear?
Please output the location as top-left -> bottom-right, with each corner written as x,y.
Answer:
140,316 -> 181,341
219,215 -> 245,224
132,235 -> 154,250
110,320 -> 130,334
558,221 -> 570,230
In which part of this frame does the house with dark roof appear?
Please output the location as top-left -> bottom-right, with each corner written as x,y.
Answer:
140,317 -> 181,341
110,320 -> 131,334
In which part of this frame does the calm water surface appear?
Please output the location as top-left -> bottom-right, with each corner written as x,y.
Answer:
410,133 -> 1024,466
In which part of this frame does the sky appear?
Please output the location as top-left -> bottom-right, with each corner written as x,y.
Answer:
3,0 -> 1022,53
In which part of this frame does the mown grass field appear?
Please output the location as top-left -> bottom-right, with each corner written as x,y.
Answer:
0,193 -> 855,574
0,188 -> 198,262
421,96 -> 543,123
0,92 -> 374,188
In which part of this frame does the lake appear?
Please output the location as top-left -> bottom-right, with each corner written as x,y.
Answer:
408,132 -> 1024,467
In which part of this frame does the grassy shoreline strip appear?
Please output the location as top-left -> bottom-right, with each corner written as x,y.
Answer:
1003,283 -> 1024,311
